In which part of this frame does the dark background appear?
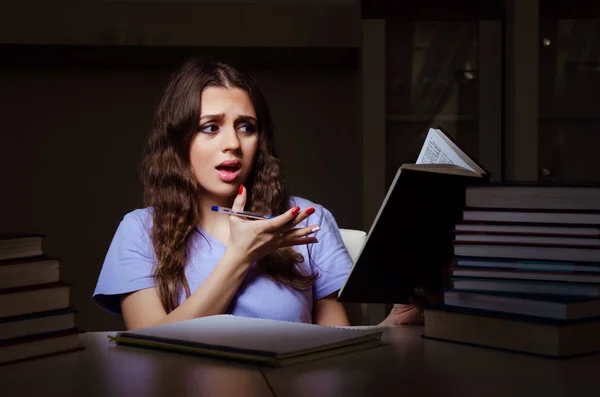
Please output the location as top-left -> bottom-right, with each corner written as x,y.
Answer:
1,0 -> 598,329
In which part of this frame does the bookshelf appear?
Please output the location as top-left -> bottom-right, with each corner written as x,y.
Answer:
538,8 -> 600,183
360,0 -> 504,324
360,1 -> 504,232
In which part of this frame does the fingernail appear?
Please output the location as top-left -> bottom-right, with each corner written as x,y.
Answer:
311,226 -> 320,233
306,207 -> 315,215
238,185 -> 244,195
291,206 -> 300,216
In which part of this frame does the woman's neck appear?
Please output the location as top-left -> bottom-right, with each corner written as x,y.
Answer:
196,192 -> 235,244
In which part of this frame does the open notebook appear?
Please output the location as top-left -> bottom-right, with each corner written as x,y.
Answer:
109,314 -> 385,366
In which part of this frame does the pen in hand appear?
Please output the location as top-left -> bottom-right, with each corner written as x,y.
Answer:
211,206 -> 275,220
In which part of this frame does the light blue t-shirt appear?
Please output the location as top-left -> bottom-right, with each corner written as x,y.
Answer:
92,197 -> 353,324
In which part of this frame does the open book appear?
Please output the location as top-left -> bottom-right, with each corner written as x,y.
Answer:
413,127 -> 487,176
338,127 -> 489,304
108,314 -> 385,366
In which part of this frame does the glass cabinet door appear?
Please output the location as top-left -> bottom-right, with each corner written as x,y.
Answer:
385,20 -> 480,186
538,16 -> 600,182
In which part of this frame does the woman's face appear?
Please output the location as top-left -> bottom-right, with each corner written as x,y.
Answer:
190,86 -> 259,202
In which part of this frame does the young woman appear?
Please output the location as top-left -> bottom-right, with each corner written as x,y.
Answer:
93,57 -> 427,329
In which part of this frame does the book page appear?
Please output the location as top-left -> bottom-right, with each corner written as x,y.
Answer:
416,128 -> 478,172
401,163 -> 482,177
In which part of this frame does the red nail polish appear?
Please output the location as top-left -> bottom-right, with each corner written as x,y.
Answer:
306,207 -> 315,215
291,206 -> 300,216
238,185 -> 244,195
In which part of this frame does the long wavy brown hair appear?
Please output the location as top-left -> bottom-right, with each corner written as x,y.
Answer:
140,56 -> 318,313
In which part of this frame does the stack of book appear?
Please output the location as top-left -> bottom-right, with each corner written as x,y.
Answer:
423,183 -> 600,358
1,233 -> 84,365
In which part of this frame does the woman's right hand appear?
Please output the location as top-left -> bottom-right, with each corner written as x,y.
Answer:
226,185 -> 320,264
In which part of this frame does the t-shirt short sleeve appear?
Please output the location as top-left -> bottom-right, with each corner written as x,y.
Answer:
307,205 -> 353,300
92,209 -> 157,314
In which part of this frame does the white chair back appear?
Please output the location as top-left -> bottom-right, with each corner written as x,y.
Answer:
339,228 -> 367,264
338,228 -> 369,325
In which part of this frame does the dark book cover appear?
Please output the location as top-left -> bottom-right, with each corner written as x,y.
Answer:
466,180 -> 600,189
3,326 -> 80,344
0,232 -> 45,241
339,165 -> 486,304
454,256 -> 600,268
0,281 -> 70,295
0,255 -> 59,266
0,328 -> 85,366
425,303 -> 600,326
446,289 -> 600,304
0,306 -> 76,324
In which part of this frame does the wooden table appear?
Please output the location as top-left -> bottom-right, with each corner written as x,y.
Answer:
2,327 -> 599,397
261,326 -> 600,397
1,332 -> 272,397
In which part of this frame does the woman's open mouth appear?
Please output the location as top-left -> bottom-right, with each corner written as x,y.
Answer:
216,162 -> 241,182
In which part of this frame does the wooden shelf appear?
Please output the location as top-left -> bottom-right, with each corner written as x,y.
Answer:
387,114 -> 477,122
362,0 -> 504,20
0,44 -> 359,71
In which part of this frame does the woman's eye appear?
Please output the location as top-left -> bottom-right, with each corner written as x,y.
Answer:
239,124 -> 257,133
199,124 -> 218,133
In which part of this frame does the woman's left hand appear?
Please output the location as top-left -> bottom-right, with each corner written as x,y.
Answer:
379,287 -> 443,326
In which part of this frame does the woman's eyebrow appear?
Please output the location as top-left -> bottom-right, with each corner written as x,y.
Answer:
236,115 -> 258,124
199,114 -> 256,123
199,113 -> 224,121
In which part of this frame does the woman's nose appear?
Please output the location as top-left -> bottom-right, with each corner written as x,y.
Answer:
221,125 -> 241,151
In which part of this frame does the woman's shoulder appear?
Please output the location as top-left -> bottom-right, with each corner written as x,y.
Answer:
106,207 -> 155,252
118,207 -> 154,230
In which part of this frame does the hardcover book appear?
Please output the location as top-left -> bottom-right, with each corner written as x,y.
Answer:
423,305 -> 600,358
338,127 -> 489,304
